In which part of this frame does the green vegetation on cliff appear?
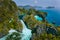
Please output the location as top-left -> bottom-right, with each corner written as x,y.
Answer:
0,0 -> 60,40
0,0 -> 23,37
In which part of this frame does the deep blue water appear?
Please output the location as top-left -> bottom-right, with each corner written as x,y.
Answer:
38,8 -> 60,25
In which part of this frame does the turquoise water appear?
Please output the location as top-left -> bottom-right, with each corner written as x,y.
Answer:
0,20 -> 32,40
34,15 -> 43,21
20,20 -> 32,40
0,29 -> 18,40
0,8 -> 60,40
38,8 -> 60,25
0,36 -> 7,40
34,8 -> 60,25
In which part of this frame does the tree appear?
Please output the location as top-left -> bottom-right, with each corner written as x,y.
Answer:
0,0 -> 23,37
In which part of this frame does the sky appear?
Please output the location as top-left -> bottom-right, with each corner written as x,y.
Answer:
13,0 -> 60,25
13,0 -> 60,7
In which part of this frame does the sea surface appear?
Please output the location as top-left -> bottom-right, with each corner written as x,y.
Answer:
36,8 -> 60,25
0,7 -> 60,40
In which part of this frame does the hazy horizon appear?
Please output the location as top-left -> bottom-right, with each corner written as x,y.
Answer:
13,0 -> 60,8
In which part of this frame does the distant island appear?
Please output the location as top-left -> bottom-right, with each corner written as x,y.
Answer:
46,6 -> 55,9
18,5 -> 42,9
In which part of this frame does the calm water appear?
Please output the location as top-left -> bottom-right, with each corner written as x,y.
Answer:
34,15 -> 43,21
38,8 -> 60,25
20,20 -> 32,40
0,20 -> 32,40
0,8 -> 60,40
0,29 -> 18,40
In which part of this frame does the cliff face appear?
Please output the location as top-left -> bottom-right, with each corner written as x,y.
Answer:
18,6 -> 60,40
0,0 -> 23,38
0,0 -> 60,40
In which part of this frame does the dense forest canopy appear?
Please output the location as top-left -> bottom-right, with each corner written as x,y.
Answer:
0,0 -> 60,40
0,0 -> 23,37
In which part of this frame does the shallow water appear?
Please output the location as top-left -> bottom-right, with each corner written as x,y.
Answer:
0,29 -> 17,40
20,20 -> 32,40
34,15 -> 43,21
0,8 -> 60,40
0,20 -> 32,40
